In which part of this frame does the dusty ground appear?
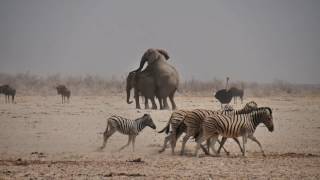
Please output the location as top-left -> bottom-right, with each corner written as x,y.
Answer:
0,95 -> 320,179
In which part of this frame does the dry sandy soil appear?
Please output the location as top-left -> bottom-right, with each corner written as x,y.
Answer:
0,95 -> 320,179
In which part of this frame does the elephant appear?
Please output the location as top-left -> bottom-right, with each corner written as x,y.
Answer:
135,48 -> 179,110
126,70 -> 159,109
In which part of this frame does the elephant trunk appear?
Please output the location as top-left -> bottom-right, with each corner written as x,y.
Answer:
126,85 -> 133,104
136,57 -> 146,72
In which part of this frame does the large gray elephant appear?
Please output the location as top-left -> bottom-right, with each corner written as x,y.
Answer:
136,48 -> 179,110
126,70 -> 158,109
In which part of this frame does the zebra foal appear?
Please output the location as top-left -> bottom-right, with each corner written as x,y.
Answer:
100,114 -> 156,151
195,107 -> 274,157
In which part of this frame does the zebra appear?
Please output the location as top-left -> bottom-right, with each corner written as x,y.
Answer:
158,108 -> 232,155
100,114 -> 156,152
179,101 -> 259,155
158,101 -> 258,155
0,84 -> 16,103
195,107 -> 274,157
158,109 -> 190,154
56,85 -> 71,104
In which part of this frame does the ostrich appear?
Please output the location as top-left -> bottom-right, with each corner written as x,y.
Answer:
229,87 -> 244,104
214,77 -> 233,108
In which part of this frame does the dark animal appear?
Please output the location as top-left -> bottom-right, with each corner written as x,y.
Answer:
229,87 -> 244,104
126,70 -> 158,109
214,77 -> 233,108
0,84 -> 16,103
214,89 -> 233,108
135,48 -> 179,110
56,85 -> 71,104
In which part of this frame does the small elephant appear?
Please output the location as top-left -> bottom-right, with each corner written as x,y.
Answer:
126,70 -> 158,109
136,48 -> 179,110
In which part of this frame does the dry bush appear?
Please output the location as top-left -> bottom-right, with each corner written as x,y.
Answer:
0,72 -> 319,97
0,72 -> 125,96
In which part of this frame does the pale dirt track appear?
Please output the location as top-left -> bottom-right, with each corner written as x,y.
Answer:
0,95 -> 320,179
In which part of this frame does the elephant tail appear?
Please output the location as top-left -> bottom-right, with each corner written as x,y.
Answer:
158,115 -> 172,134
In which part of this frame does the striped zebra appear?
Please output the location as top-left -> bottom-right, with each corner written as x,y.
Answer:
100,114 -> 156,151
158,101 -> 258,155
179,101 -> 258,155
158,109 -> 231,155
195,107 -> 274,157
158,109 -> 190,154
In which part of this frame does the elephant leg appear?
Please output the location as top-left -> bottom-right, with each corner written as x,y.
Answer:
144,97 -> 150,109
158,98 -> 163,110
163,97 -> 169,110
135,95 -> 141,109
169,93 -> 177,110
150,97 -> 157,109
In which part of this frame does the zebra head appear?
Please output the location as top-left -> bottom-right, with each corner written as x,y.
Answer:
142,114 -> 156,129
258,107 -> 274,132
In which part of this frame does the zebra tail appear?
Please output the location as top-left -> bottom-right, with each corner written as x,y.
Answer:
158,115 -> 172,134
103,120 -> 110,135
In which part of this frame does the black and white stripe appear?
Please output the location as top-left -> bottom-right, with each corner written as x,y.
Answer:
158,101 -> 258,155
100,114 -> 156,151
195,107 -> 274,157
158,109 -> 190,154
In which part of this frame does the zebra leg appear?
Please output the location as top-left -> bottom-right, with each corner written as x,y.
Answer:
180,134 -> 191,155
208,138 -> 217,154
195,136 -> 207,157
233,137 -> 244,154
215,137 -> 230,155
100,127 -> 116,150
119,135 -> 132,151
242,135 -> 248,157
170,129 -> 184,155
132,135 -> 136,152
217,137 -> 227,155
159,134 -> 171,153
248,135 -> 265,156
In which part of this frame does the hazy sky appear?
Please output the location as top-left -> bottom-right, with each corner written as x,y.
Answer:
0,0 -> 319,83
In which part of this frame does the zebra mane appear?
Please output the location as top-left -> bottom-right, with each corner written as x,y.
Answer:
253,107 -> 272,115
257,107 -> 272,112
135,114 -> 149,121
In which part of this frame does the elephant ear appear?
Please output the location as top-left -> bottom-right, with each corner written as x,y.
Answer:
156,49 -> 170,60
